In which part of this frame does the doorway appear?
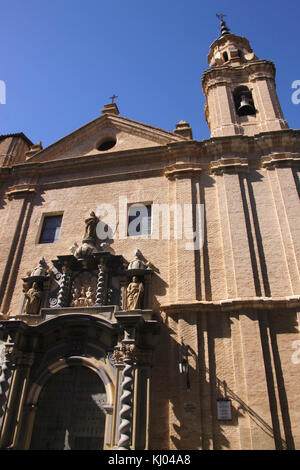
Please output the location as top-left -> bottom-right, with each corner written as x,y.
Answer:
30,366 -> 106,450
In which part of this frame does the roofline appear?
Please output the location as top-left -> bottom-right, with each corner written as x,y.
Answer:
26,113 -> 186,162
0,132 -> 33,146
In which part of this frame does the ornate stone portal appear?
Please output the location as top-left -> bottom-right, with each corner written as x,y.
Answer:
0,235 -> 159,450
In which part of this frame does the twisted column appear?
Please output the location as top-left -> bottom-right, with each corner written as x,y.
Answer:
57,265 -> 71,307
0,337 -> 15,431
118,357 -> 134,449
0,361 -> 12,419
95,261 -> 107,306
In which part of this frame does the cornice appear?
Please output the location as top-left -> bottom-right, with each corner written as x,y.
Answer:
164,162 -> 202,180
261,152 -> 300,169
161,295 -> 300,314
202,60 -> 276,94
0,130 -> 299,190
5,183 -> 38,200
210,157 -> 248,175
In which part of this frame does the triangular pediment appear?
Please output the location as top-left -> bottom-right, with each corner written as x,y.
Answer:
26,113 -> 187,163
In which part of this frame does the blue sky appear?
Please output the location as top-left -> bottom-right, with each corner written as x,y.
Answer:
1,0 -> 300,147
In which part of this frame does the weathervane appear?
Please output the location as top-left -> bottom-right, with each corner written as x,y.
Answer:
216,13 -> 227,22
216,13 -> 230,37
109,94 -> 118,104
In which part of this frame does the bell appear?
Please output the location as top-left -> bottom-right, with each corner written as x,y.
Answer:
238,95 -> 256,116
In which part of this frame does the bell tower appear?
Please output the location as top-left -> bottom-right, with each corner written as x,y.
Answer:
202,16 -> 289,137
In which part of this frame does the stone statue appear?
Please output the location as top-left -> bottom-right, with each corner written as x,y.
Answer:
30,258 -> 48,277
70,285 -> 95,307
70,288 -> 80,307
83,211 -> 99,242
85,286 -> 94,306
126,277 -> 144,310
24,282 -> 42,315
127,249 -> 150,270
69,241 -> 79,256
78,287 -> 86,305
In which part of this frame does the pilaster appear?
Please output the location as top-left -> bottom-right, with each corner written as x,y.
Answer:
211,159 -> 256,298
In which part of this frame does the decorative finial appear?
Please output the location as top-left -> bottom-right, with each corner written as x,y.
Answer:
216,13 -> 230,37
109,94 -> 118,104
216,13 -> 226,22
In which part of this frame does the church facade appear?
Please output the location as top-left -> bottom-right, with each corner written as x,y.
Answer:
0,20 -> 299,450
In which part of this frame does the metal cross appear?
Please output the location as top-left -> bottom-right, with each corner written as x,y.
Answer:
109,94 -> 118,104
216,13 -> 227,22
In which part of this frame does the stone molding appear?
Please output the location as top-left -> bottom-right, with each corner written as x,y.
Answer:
202,60 -> 276,94
210,157 -> 248,175
1,131 -> 300,190
261,152 -> 300,169
5,184 -> 38,201
161,295 -> 300,314
164,162 -> 202,180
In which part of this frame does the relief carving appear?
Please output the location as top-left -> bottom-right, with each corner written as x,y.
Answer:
70,272 -> 97,307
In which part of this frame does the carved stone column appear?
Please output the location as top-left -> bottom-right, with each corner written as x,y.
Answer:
6,350 -> 34,449
0,336 -> 15,434
114,344 -> 136,450
57,265 -> 72,307
95,260 -> 107,306
119,276 -> 128,310
0,334 -> 19,449
113,312 -> 159,450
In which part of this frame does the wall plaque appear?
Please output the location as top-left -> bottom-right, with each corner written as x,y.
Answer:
217,399 -> 232,420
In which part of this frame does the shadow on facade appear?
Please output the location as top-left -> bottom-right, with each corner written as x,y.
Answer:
151,308 -> 296,450
0,192 -> 45,312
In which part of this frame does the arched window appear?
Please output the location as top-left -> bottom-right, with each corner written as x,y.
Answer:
223,51 -> 229,63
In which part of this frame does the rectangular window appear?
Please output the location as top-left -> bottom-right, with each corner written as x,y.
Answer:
39,215 -> 63,244
127,204 -> 152,237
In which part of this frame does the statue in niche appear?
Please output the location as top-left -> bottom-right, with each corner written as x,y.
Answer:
126,277 -> 144,310
70,288 -> 80,307
83,211 -> 99,243
78,287 -> 87,305
24,282 -> 42,315
85,286 -> 94,306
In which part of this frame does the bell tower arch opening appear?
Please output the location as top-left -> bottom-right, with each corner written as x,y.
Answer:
30,365 -> 107,450
233,85 -> 256,117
